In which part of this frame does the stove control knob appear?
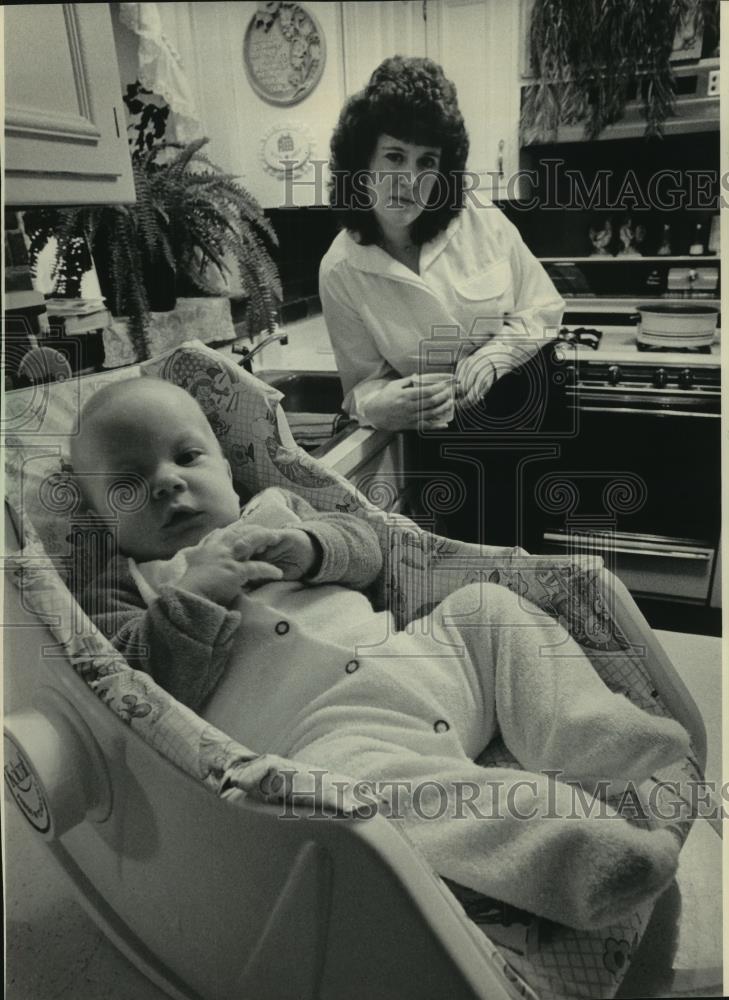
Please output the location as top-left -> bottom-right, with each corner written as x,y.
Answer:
678,368 -> 694,390
653,367 -> 668,388
608,364 -> 621,386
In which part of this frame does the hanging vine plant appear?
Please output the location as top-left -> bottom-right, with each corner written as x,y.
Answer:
520,0 -> 720,144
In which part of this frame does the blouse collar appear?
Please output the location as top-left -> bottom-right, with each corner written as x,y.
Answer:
342,210 -> 463,278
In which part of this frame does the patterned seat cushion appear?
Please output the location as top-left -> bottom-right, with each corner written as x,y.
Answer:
4,340 -> 705,1000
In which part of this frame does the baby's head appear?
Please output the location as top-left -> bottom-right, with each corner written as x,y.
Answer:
70,377 -> 241,562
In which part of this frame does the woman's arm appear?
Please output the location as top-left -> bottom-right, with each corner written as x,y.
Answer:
83,556 -> 241,711
320,263 -> 453,430
456,221 -> 565,406
319,261 -> 398,423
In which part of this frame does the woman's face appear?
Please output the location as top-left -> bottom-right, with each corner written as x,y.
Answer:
366,134 -> 442,235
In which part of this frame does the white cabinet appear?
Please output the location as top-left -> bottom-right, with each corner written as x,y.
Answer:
340,2 -> 428,95
339,0 -> 524,200
4,3 -> 135,206
425,0 -> 523,200
321,427 -> 407,513
348,435 -> 408,513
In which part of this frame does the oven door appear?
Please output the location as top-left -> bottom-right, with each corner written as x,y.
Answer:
522,402 -> 721,603
574,383 -> 720,418
542,530 -> 716,601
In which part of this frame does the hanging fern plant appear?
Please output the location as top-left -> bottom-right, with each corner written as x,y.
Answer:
521,0 -> 720,144
25,135 -> 281,361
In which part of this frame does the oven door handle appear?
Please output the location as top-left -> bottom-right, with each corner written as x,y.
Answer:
582,545 -> 712,561
543,533 -> 714,560
579,405 -> 720,419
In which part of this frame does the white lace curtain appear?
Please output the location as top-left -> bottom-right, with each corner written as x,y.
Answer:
118,2 -> 202,142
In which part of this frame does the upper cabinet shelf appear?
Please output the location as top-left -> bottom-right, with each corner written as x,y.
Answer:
4,3 -> 135,206
540,255 -> 720,263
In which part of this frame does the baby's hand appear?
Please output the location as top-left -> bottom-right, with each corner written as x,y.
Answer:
179,529 -> 283,606
232,524 -> 319,581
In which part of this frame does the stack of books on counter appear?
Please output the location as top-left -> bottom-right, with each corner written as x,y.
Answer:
44,298 -> 110,374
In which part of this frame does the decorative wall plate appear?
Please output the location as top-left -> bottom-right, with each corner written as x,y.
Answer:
259,122 -> 315,177
243,2 -> 325,106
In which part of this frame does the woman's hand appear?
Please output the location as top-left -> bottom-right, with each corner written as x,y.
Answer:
364,376 -> 455,430
455,351 -> 497,409
179,529 -> 283,606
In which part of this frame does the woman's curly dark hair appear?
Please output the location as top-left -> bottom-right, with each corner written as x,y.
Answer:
328,56 -> 470,246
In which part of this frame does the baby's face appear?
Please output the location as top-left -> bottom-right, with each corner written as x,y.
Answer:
77,384 -> 241,562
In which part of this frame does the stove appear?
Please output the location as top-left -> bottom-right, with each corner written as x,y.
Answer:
526,316 -> 722,606
558,321 -> 720,362
554,321 -> 721,416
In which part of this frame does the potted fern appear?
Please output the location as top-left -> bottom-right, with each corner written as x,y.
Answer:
25,136 -> 282,361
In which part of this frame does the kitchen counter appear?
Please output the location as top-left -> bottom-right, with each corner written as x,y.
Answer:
238,313 -> 722,377
562,297 -> 721,312
247,313 -> 338,373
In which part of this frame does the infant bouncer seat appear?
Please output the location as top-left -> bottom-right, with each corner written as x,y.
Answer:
3,340 -> 715,1000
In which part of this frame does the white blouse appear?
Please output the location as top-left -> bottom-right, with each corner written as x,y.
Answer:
319,198 -> 565,425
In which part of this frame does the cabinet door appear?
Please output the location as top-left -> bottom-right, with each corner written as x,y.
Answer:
341,1 -> 427,95
5,3 -> 134,205
426,0 -> 523,200
709,532 -> 721,609
348,435 -> 407,513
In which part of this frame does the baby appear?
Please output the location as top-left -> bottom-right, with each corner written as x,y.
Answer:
73,376 -> 690,931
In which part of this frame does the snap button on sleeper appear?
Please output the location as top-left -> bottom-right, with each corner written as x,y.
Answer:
275,621 -> 290,636
345,659 -> 359,674
433,720 -> 450,734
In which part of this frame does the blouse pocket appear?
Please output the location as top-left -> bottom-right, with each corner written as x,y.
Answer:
452,258 -> 514,339
454,258 -> 512,304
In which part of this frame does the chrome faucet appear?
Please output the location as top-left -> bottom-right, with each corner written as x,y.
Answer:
233,332 -> 289,373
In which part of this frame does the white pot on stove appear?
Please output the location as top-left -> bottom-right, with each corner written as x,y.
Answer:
636,305 -> 719,349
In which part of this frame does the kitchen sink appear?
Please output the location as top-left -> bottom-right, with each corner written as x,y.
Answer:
255,369 -> 344,413
255,368 -> 404,507
254,369 -> 355,456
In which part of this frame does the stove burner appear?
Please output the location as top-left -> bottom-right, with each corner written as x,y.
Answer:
557,326 -> 603,350
636,342 -> 713,354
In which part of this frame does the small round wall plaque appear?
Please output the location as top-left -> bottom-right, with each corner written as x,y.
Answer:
260,122 -> 314,177
244,2 -> 325,107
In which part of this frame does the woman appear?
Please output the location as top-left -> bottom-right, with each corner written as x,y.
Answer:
319,56 -> 564,540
